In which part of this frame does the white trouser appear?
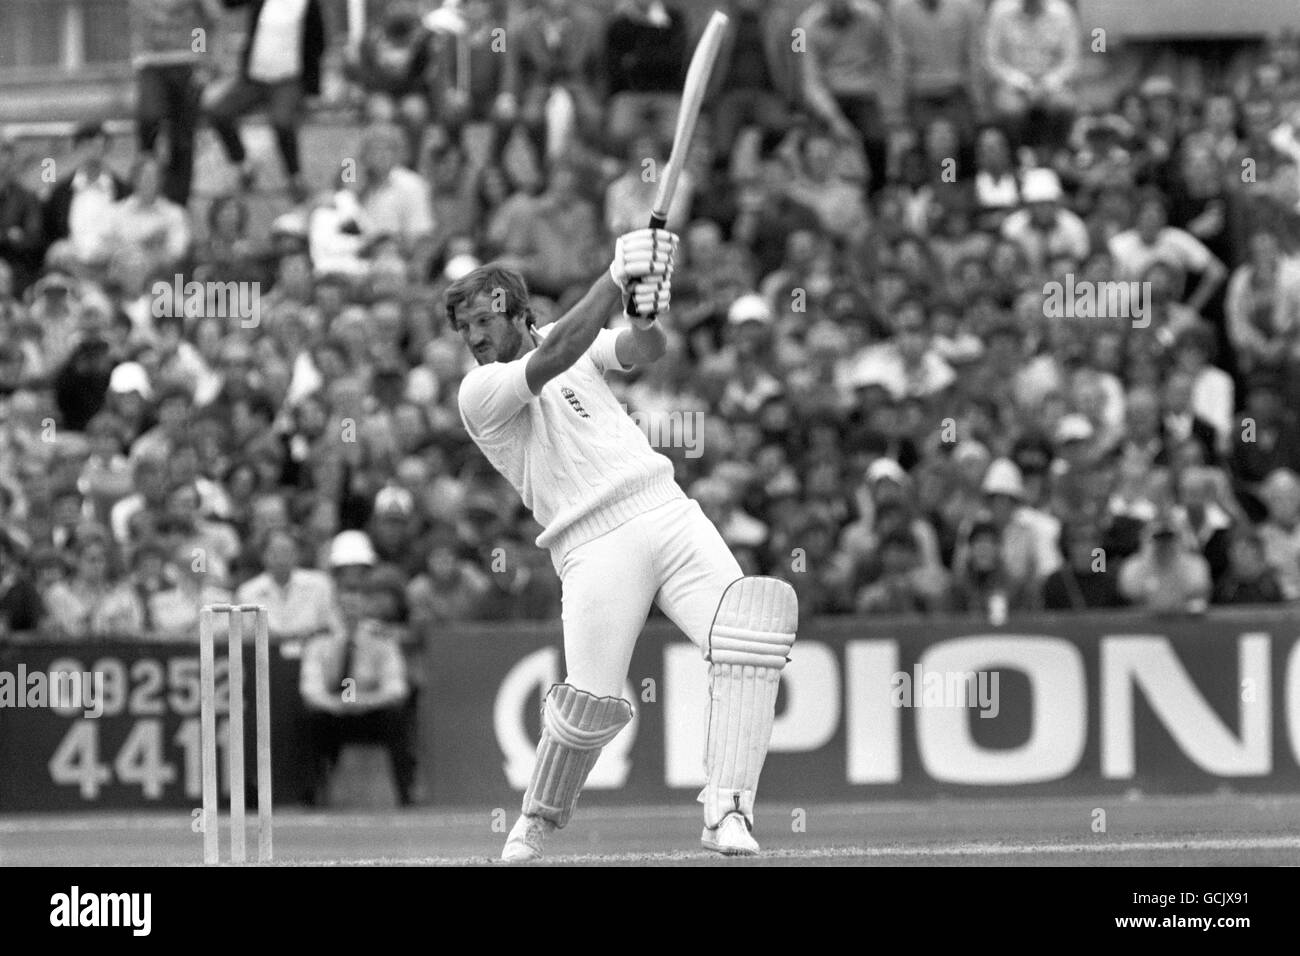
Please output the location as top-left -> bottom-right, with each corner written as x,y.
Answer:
557,497 -> 743,697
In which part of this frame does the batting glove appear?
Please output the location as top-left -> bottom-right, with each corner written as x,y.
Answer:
609,227 -> 677,294
626,276 -> 672,325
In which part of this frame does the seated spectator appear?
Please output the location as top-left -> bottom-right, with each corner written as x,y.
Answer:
1000,168 -> 1090,272
299,565 -> 414,806
1233,374 -> 1300,487
356,122 -> 435,275
1169,326 -> 1234,456
984,0 -> 1081,151
1214,529 -> 1284,604
855,527 -> 947,615
895,0 -> 983,134
0,135 -> 43,295
780,131 -> 870,243
1176,465 -> 1235,585
0,529 -> 45,636
1225,228 -> 1300,380
42,526 -> 142,638
708,0 -> 795,155
972,125 -> 1021,229
1118,512 -> 1212,614
1041,520 -> 1125,610
1257,467 -> 1300,600
235,528 -> 342,641
498,162 -> 604,301
104,155 -> 190,278
952,519 -> 1025,618
605,135 -> 695,238
407,536 -> 491,625
42,120 -> 129,268
952,457 -> 1061,601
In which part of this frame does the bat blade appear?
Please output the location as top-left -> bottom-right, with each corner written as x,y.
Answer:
651,10 -> 729,224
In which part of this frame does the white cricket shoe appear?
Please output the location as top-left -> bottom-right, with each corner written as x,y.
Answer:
701,811 -> 759,856
501,813 -> 555,862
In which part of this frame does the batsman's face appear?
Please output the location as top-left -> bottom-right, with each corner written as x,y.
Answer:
457,293 -> 526,365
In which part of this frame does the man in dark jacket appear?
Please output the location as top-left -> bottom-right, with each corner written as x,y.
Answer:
206,0 -> 327,200
0,137 -> 43,296
43,122 -> 131,265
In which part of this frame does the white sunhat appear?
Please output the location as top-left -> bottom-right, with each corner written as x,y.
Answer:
328,530 -> 377,568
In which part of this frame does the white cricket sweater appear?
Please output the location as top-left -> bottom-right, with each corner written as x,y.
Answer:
457,325 -> 686,567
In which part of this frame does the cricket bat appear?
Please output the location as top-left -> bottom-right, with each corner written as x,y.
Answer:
628,9 -> 729,317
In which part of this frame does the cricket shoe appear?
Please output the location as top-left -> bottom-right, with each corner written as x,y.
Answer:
501,813 -> 555,862
701,811 -> 759,856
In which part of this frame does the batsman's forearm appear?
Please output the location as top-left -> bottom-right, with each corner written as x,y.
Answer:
536,274 -> 622,367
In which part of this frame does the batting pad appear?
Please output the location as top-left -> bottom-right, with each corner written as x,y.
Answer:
700,576 -> 798,827
522,683 -> 634,828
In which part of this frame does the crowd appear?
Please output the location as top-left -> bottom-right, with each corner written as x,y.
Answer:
4,0 -> 1300,653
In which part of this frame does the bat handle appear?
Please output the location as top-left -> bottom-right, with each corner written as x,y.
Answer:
625,213 -> 670,318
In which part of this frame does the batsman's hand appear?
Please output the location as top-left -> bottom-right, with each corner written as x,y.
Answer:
610,227 -> 678,322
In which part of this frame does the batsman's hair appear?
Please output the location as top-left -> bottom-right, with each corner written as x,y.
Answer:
445,263 -> 536,331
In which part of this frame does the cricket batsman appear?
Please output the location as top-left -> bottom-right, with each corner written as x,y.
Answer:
449,227 -> 798,860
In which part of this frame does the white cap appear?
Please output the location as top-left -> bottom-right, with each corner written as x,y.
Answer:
108,361 -> 152,398
1021,168 -> 1063,204
328,530 -> 377,568
728,294 -> 773,326
1055,413 -> 1095,444
981,458 -> 1027,499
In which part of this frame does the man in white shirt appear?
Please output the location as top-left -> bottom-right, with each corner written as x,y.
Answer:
451,228 -> 798,861
235,528 -> 342,641
1108,190 -> 1227,315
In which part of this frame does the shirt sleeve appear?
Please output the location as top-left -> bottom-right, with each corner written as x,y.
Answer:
590,327 -> 633,375
457,359 -> 534,438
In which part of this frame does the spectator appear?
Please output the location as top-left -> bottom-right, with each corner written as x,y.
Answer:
1225,228 -> 1300,381
356,122 -> 435,273
344,0 -> 433,153
127,0 -> 219,205
234,528 -> 342,641
504,0 -> 606,160
0,136 -> 43,295
299,565 -> 414,806
1108,190 -> 1228,315
1041,520 -> 1125,610
42,526 -> 142,638
895,0 -> 984,134
206,0 -> 328,200
105,156 -> 190,278
42,121 -> 130,267
1118,512 -> 1212,614
0,529 -> 45,636
407,536 -> 491,625
983,0 -> 1081,151
796,0 -> 904,191
605,134 -> 695,238
856,527 -> 945,615
498,161 -> 603,301
952,520 -> 1024,617
604,0 -> 688,147
1000,168 -> 1090,272
1257,467 -> 1300,600
1214,529 -> 1284,604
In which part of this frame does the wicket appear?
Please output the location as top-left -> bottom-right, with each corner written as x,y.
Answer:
199,603 -> 273,864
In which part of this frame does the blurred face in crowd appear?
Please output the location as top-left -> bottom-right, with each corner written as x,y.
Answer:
1135,200 -> 1166,243
77,539 -> 111,586
1204,95 -> 1236,134
263,531 -> 297,582
803,135 -> 836,181
1067,525 -> 1099,570
976,128 -> 1011,173
166,483 -> 199,524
